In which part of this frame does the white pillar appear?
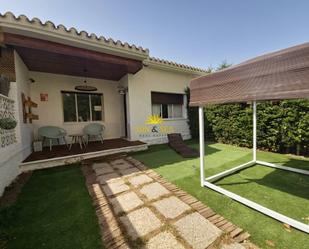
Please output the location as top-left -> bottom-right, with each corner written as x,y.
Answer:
253,101 -> 257,162
199,106 -> 205,187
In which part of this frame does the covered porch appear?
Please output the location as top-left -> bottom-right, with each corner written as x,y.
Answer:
0,29 -> 149,171
1,31 -> 145,139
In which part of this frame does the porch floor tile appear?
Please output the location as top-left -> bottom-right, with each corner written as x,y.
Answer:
23,139 -> 146,163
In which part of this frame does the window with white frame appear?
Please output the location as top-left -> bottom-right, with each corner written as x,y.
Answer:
62,91 -> 103,122
151,92 -> 184,119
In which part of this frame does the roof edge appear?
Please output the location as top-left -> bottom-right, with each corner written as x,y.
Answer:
144,57 -> 207,76
0,12 -> 208,75
0,12 -> 149,60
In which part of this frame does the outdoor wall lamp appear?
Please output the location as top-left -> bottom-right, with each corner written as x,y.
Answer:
117,86 -> 127,95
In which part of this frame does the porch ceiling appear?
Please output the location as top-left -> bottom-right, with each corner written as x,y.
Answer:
3,33 -> 143,81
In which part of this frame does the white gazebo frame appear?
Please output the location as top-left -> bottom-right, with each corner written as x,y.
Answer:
198,101 -> 309,233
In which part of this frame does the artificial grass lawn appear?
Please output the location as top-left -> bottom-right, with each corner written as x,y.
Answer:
132,141 -> 309,249
0,165 -> 102,249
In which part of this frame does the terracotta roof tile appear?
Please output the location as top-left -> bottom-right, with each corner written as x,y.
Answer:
0,12 -> 207,74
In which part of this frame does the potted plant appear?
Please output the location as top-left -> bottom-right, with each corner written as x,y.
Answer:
0,117 -> 17,130
0,76 -> 10,97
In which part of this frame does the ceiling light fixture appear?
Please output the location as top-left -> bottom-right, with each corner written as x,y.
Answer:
75,69 -> 97,91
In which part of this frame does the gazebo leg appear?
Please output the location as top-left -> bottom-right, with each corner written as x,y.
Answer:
199,106 -> 205,187
253,101 -> 257,162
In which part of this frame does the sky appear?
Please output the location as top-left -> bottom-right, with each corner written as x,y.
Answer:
1,0 -> 308,69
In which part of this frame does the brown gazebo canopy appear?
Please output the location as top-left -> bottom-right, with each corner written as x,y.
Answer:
189,42 -> 309,233
190,42 -> 309,106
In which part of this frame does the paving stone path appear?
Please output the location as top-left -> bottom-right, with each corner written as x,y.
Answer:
83,156 -> 257,249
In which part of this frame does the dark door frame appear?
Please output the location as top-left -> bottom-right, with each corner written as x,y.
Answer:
123,93 -> 128,137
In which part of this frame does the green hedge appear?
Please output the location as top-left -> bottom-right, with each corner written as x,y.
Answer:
186,89 -> 309,156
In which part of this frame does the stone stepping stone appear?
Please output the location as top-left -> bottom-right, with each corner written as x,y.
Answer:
113,162 -> 133,171
120,207 -> 162,240
174,212 -> 222,249
119,167 -> 140,176
94,165 -> 115,175
110,191 -> 144,214
145,231 -> 185,249
128,174 -> 153,187
221,243 -> 246,249
93,162 -> 111,170
140,182 -> 170,201
97,172 -> 121,184
102,179 -> 130,196
110,159 -> 127,166
153,196 -> 191,219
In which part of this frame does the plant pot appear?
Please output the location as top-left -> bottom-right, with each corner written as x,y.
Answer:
0,76 -> 10,97
0,117 -> 17,130
33,140 -> 43,152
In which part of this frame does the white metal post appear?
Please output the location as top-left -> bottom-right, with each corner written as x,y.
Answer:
253,101 -> 257,162
199,106 -> 205,187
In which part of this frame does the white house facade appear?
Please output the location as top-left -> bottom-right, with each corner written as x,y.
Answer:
0,12 -> 206,195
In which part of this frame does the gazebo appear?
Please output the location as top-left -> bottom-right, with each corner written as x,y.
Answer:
190,42 -> 309,233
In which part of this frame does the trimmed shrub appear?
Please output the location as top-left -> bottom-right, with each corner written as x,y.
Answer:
186,91 -> 309,156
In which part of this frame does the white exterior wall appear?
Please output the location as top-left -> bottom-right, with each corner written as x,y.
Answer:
127,67 -> 194,144
0,52 -> 200,195
29,72 -> 125,141
118,74 -> 130,138
0,52 -> 33,196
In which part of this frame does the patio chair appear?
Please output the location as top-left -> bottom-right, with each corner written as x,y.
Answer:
167,133 -> 199,158
83,123 -> 105,144
38,126 -> 67,151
